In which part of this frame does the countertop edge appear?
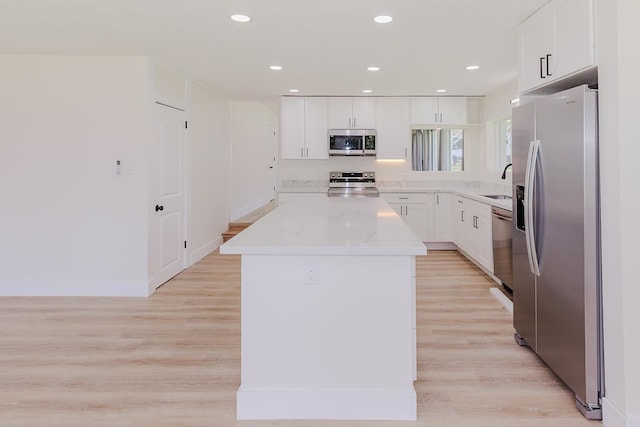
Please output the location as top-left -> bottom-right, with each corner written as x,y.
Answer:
277,187 -> 513,211
220,246 -> 428,256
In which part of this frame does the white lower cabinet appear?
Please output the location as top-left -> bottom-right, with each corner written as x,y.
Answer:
433,193 -> 452,242
452,195 -> 493,272
382,193 -> 432,242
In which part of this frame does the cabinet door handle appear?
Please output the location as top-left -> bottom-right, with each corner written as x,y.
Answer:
353,117 -> 356,127
436,194 -> 440,204
349,117 -> 352,128
435,112 -> 438,123
440,112 -> 443,123
546,54 -> 552,76
399,197 -> 409,200
405,205 -> 409,216
301,147 -> 304,157
539,57 -> 546,79
461,211 -> 465,222
405,148 -> 408,158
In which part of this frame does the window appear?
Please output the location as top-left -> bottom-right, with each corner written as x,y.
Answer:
411,129 -> 464,172
496,118 -> 512,169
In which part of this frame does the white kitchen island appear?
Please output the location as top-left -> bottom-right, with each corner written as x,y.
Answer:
220,197 -> 427,420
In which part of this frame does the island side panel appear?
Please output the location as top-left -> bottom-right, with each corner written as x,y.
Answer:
237,254 -> 417,420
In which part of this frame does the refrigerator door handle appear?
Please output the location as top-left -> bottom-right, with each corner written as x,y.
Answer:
525,140 -> 541,276
524,141 -> 535,274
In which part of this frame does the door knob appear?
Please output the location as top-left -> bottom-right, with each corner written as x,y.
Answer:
155,205 -> 164,212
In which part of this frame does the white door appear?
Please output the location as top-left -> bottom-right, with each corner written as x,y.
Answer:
151,103 -> 185,289
268,127 -> 277,201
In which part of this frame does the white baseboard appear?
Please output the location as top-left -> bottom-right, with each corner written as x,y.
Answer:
490,287 -> 513,314
237,387 -> 416,420
230,196 -> 273,222
456,247 -> 501,283
0,279 -> 149,297
189,236 -> 222,266
425,242 -> 457,250
602,397 -> 640,427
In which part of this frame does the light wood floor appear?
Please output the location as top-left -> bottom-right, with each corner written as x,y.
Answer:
0,251 -> 600,426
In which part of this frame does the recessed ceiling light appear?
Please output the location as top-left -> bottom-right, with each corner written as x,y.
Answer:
362,89 -> 373,93
289,89 -> 299,93
465,65 -> 480,70
374,15 -> 393,24
230,14 -> 251,23
269,65 -> 283,71
436,89 -> 447,93
367,66 -> 381,71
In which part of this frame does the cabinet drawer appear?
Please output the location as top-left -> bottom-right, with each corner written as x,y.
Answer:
381,193 -> 428,204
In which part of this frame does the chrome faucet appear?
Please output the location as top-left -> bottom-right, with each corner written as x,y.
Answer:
501,163 -> 513,180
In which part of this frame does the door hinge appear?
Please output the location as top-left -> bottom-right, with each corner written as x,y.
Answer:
184,241 -> 187,249
185,121 -> 188,129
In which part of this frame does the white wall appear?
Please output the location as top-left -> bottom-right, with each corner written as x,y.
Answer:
484,81 -> 518,122
0,55 -> 151,296
484,81 -> 518,174
596,0 -> 640,425
187,81 -> 232,263
231,102 -> 278,220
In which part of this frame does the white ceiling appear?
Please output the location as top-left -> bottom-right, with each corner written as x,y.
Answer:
0,0 -> 548,101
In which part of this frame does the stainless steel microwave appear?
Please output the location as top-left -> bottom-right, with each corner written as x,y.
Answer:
328,129 -> 376,156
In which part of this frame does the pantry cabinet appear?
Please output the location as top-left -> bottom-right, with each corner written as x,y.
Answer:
517,0 -> 594,93
280,97 -> 329,160
375,97 -> 411,160
327,97 -> 376,129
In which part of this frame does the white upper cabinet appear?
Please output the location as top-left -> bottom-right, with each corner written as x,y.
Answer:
280,97 -> 305,159
328,97 -> 376,129
304,98 -> 329,159
410,97 -> 468,125
280,97 -> 328,160
375,97 -> 411,160
517,0 -> 594,93
553,0 -> 594,78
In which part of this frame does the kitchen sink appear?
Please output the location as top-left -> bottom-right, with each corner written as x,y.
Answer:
481,194 -> 512,200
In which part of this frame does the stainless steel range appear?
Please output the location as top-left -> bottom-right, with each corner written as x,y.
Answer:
327,171 -> 379,198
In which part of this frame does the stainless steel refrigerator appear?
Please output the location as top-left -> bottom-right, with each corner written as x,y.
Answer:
512,85 -> 602,419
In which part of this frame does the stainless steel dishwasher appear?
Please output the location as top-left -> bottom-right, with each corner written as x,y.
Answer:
491,206 -> 513,294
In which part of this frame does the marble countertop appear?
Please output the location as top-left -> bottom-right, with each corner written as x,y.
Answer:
220,197 -> 427,256
277,180 -> 328,193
